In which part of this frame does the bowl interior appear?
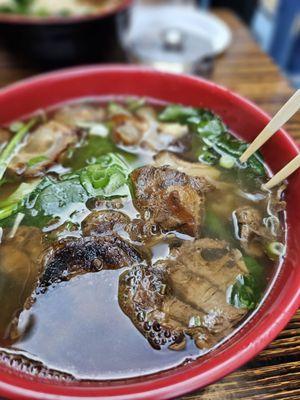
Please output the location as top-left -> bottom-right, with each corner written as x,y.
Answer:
0,66 -> 299,400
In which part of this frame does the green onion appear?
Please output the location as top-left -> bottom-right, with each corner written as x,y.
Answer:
126,97 -> 146,112
27,155 -> 48,167
108,102 -> 131,117
266,242 -> 285,260
9,121 -> 25,133
189,315 -> 201,328
219,154 -> 235,169
0,118 -> 36,181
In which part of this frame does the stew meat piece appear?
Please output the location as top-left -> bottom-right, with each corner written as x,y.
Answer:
40,210 -> 146,288
9,121 -> 77,177
130,165 -> 214,237
119,238 -> 249,350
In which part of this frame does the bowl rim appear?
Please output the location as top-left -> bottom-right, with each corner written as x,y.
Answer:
0,65 -> 299,400
0,0 -> 132,25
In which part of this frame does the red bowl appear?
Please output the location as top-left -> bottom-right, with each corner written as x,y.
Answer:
0,66 -> 299,400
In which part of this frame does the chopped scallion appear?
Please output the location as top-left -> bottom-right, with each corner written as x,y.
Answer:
219,154 -> 235,169
266,242 -> 285,260
189,315 -> 201,328
9,121 -> 25,133
27,155 -> 48,167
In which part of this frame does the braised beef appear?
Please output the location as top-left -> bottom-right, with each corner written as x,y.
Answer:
9,121 -> 77,177
112,107 -> 188,150
0,227 -> 44,343
130,165 -> 214,237
40,236 -> 143,288
119,238 -> 249,351
234,206 -> 273,257
82,210 -> 130,237
54,105 -> 106,128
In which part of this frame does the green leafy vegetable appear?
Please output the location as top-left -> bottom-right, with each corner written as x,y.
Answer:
0,180 -> 40,221
228,256 -> 265,310
227,274 -> 258,310
158,105 -> 266,179
0,118 -> 36,181
0,153 -> 131,229
64,136 -> 118,170
64,135 -> 136,171
158,105 -> 199,123
243,255 -> 265,291
204,209 -> 233,242
31,177 -> 88,225
77,153 -> 131,198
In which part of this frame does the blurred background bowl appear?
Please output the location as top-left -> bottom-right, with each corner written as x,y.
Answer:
0,0 -> 132,68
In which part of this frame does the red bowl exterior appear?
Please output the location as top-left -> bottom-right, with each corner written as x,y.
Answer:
0,66 -> 299,400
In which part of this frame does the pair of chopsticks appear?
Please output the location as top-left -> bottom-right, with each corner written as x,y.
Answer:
240,89 -> 300,190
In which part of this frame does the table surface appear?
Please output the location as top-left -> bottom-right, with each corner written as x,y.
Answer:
0,7 -> 299,400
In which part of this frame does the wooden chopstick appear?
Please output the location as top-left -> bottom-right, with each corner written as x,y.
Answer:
240,89 -> 300,163
263,154 -> 300,190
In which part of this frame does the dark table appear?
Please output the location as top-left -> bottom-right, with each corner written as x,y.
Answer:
0,8 -> 299,400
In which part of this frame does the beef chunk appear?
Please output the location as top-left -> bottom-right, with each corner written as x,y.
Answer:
119,263 -> 185,350
53,104 -> 106,128
112,114 -> 147,146
267,185 -> 286,216
130,165 -> 214,237
112,106 -> 188,150
40,236 -> 143,288
119,238 -> 249,351
234,206 -> 273,257
167,239 -> 247,322
0,227 -> 44,343
82,210 -> 131,237
9,121 -> 77,177
82,209 -> 162,248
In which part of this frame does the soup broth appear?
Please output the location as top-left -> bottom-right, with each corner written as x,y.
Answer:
0,99 -> 286,380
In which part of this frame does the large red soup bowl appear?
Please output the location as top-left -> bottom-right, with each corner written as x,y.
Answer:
0,66 -> 299,400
